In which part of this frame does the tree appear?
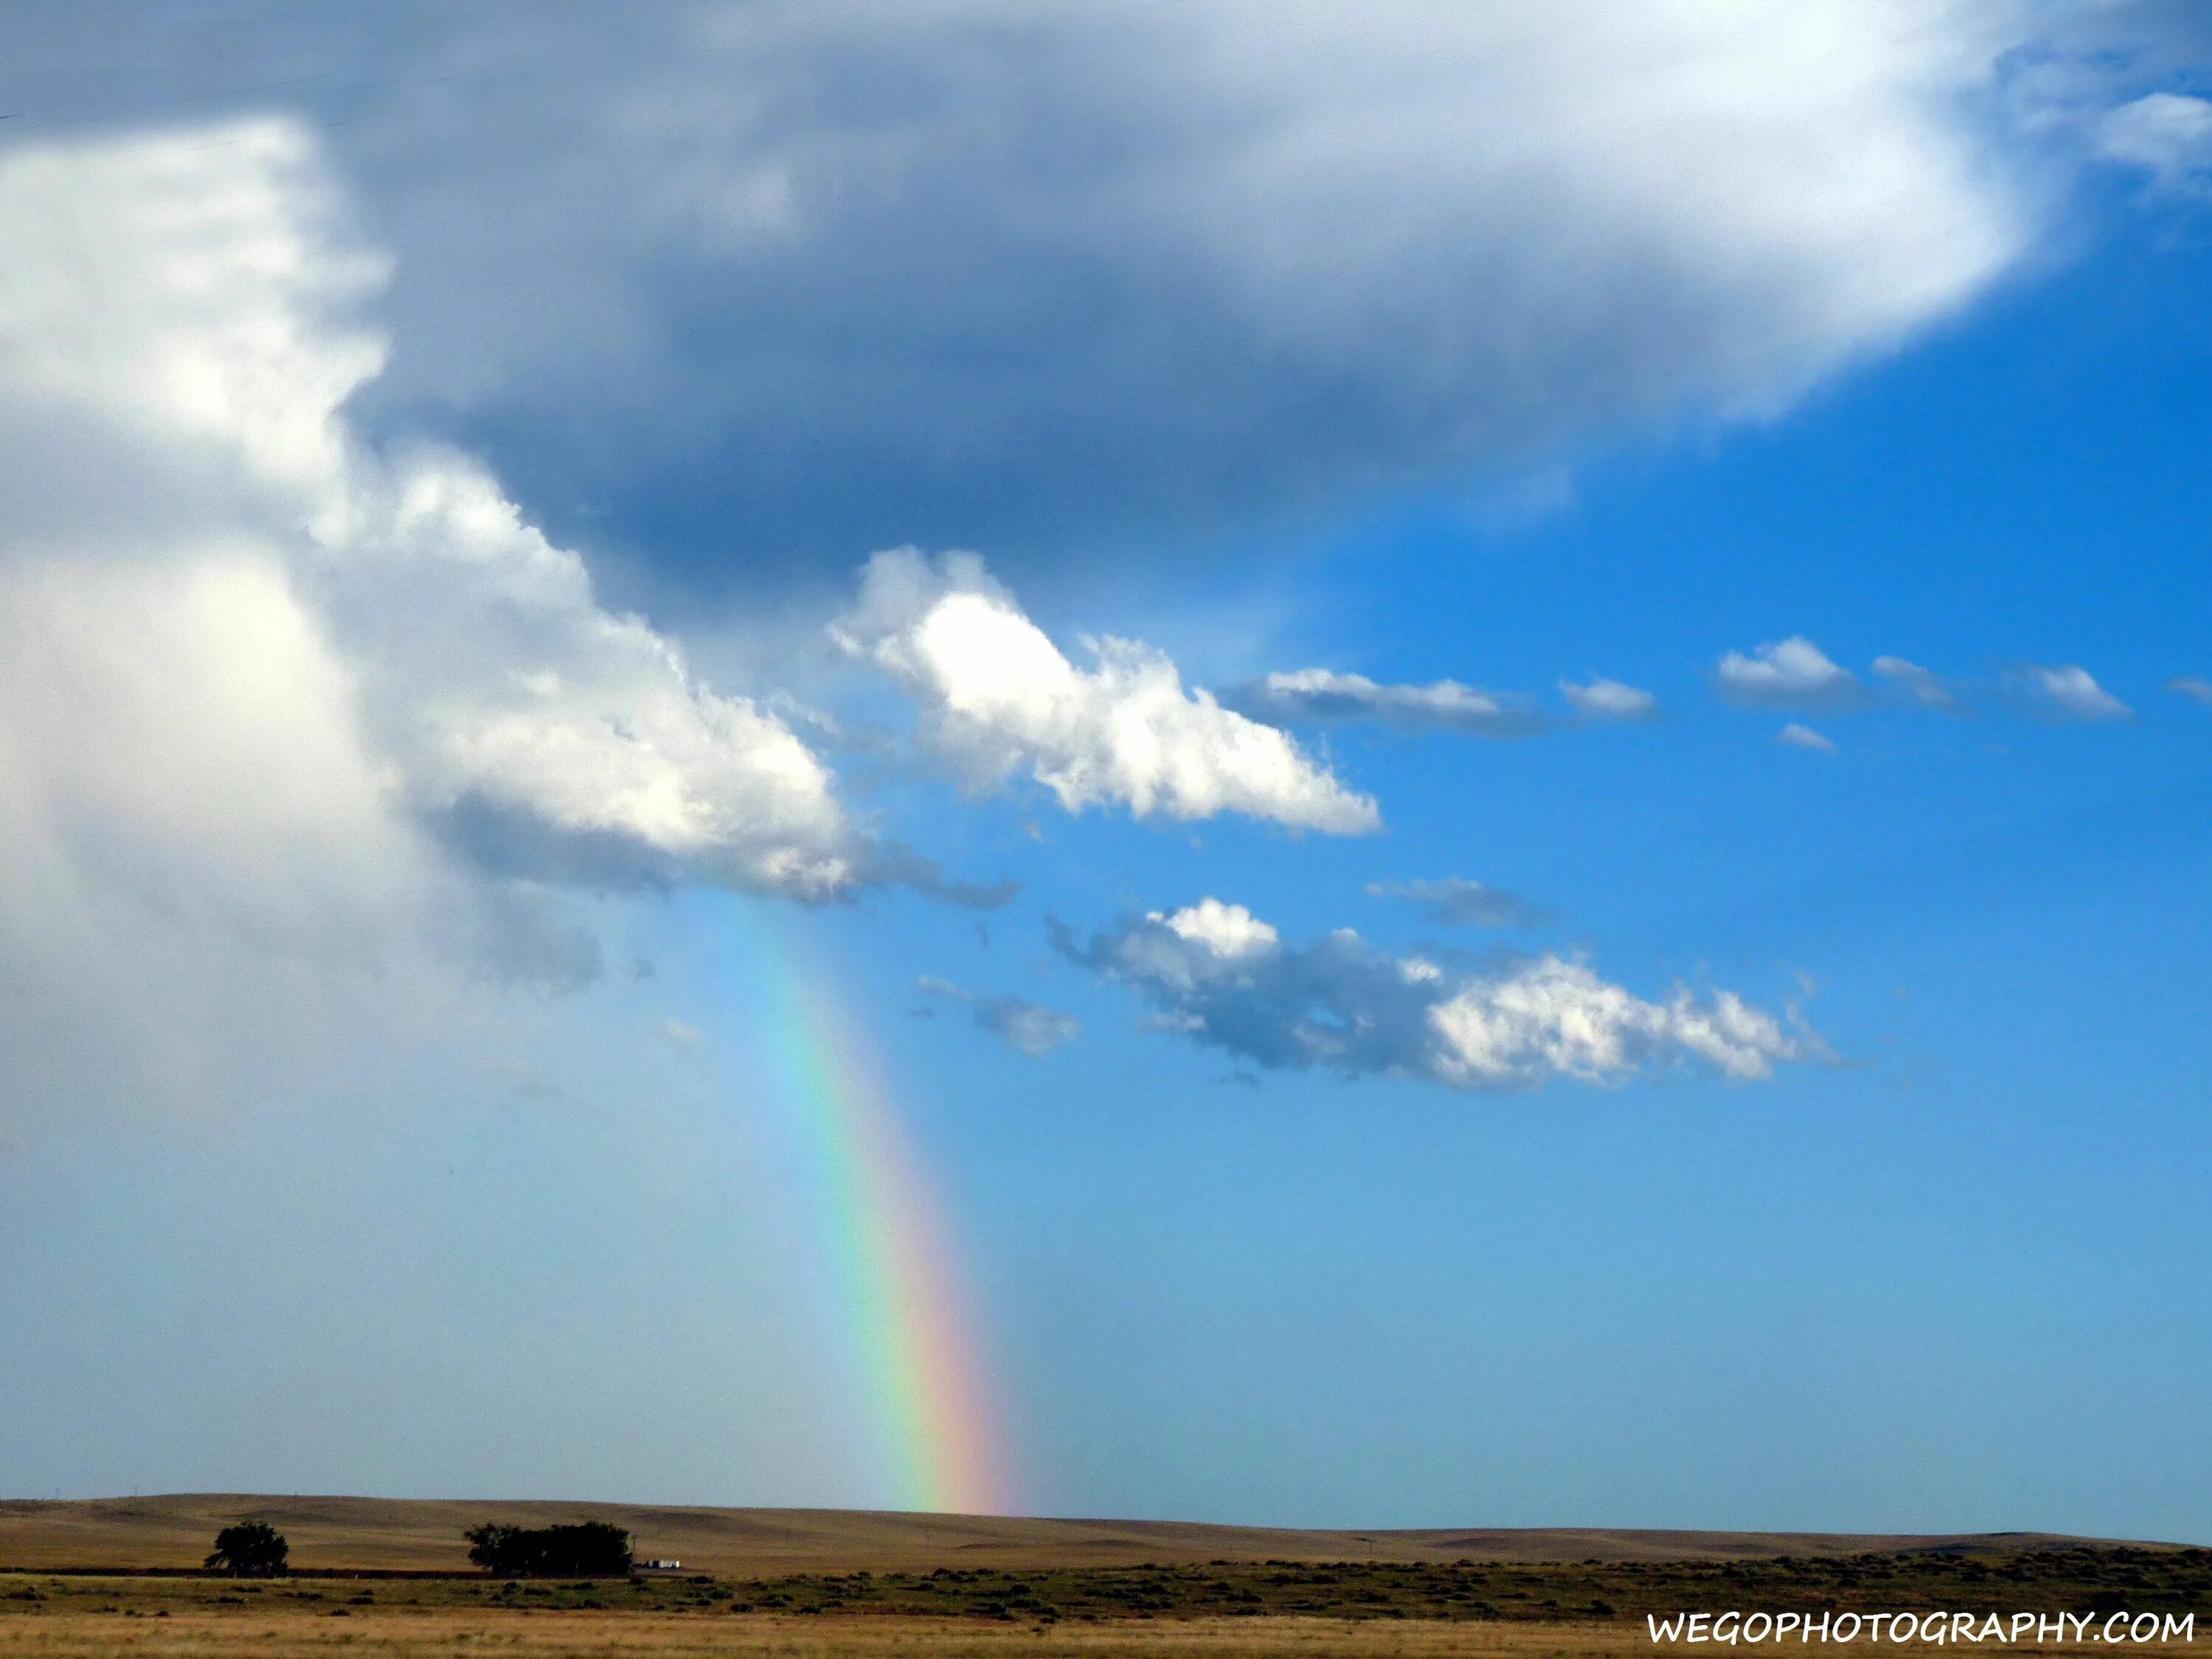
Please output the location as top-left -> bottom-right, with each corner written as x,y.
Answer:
463,1520 -> 632,1577
204,1521 -> 288,1577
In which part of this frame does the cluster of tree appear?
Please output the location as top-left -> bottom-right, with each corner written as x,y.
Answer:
463,1520 -> 633,1577
204,1521 -> 288,1577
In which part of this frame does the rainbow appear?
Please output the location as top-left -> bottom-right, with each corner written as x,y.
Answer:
729,906 -> 1012,1517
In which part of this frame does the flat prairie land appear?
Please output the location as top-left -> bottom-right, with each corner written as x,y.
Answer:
3,1503 -> 2204,1659
4,1550 -> 2208,1658
0,1607 -> 1591,1659
0,1605 -> 2175,1659
0,1497 -> 2128,1576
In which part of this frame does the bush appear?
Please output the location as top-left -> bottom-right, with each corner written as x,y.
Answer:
205,1521 -> 289,1577
463,1521 -> 633,1577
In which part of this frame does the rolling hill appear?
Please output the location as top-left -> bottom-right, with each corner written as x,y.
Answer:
0,1495 -> 2120,1576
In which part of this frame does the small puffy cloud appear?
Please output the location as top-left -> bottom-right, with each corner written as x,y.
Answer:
1365,877 -> 1559,931
2006,663 -> 2133,723
1778,723 -> 1837,753
1714,637 -> 1863,711
1161,896 -> 1281,959
1230,669 -> 1545,737
1060,901 -> 1816,1091
2163,675 -> 2212,707
655,1019 -> 700,1046
975,997 -> 1082,1058
2096,92 -> 2212,192
1871,655 -> 1958,711
1560,678 -> 1660,722
915,978 -> 1079,1057
834,549 -> 1379,834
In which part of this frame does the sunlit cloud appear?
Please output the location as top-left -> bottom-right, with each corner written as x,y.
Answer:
834,550 -> 1380,835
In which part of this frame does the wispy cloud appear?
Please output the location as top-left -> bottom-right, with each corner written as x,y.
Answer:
1228,669 -> 1545,737
1871,655 -> 1958,712
1365,877 -> 1560,930
1058,900 -> 1817,1091
1778,723 -> 1837,753
2096,92 -> 2212,194
2004,663 -> 2134,724
2163,675 -> 2212,707
916,977 -> 1079,1057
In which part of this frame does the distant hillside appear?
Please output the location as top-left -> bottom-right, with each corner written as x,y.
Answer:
0,1495 -> 2126,1576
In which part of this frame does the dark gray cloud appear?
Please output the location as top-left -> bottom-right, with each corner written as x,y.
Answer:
0,1 -> 2070,594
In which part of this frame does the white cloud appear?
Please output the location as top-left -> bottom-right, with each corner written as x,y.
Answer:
832,549 -> 1380,835
1561,678 -> 1660,722
2006,663 -> 2134,723
2096,92 -> 2212,192
1060,902 -> 1817,1091
1871,655 -> 1958,711
1365,878 -> 1559,931
1161,898 -> 1281,960
0,119 -> 1042,1126
2163,675 -> 2212,707
0,119 -> 872,905
1232,669 -> 1545,737
1715,638 -> 1864,711
914,978 -> 1079,1058
0,2 -> 2045,559
1778,723 -> 1838,753
341,451 -> 861,898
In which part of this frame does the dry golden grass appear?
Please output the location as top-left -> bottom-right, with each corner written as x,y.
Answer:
0,1610 -> 2145,1659
0,1498 -> 2108,1577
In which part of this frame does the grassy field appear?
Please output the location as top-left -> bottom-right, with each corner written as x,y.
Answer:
3,1546 -> 2206,1655
3,1500 -> 2203,1658
0,1497 -> 2130,1576
0,1606 -> 1812,1659
0,1597 -> 2191,1659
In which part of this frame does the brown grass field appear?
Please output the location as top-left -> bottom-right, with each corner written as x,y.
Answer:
0,1593 -> 2177,1659
0,1606 -> 2037,1659
1,1500 -> 2202,1658
0,1497 -> 2119,1576
0,1613 -> 2160,1659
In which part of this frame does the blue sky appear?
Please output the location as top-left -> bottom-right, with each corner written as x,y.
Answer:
1,1 -> 2208,1540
